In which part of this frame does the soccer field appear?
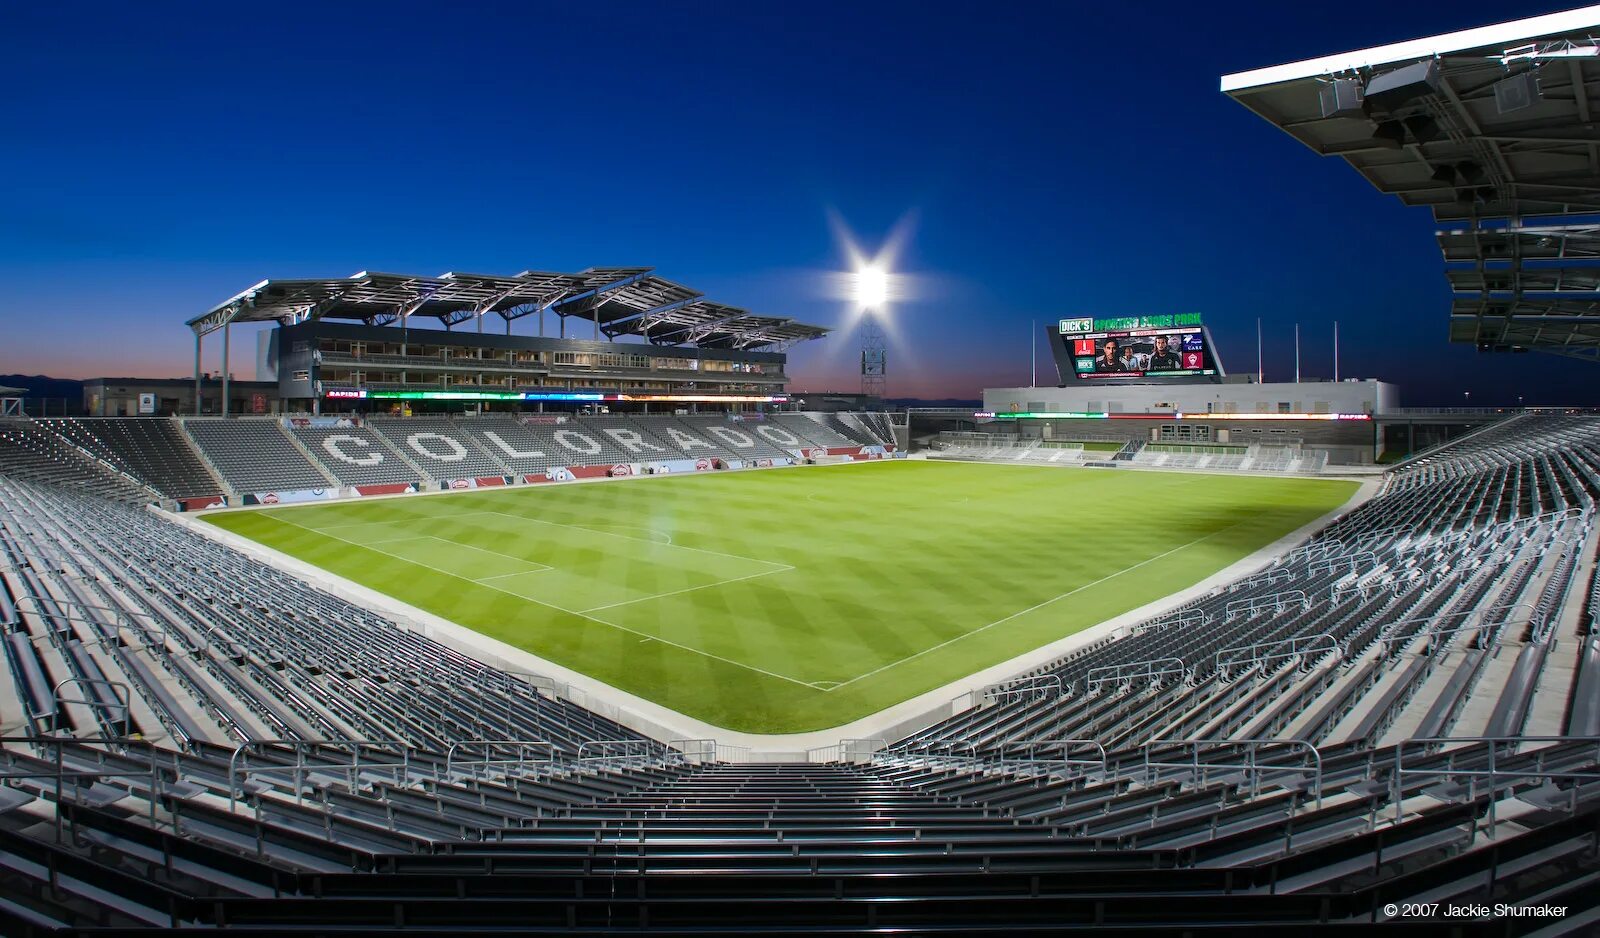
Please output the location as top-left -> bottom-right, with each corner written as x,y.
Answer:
203,461 -> 1358,734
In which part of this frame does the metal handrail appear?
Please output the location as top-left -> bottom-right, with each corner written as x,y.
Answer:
0,735 -> 167,847
667,738 -> 719,764
444,739 -> 555,779
52,678 -> 131,733
880,738 -> 975,764
1086,657 -> 1186,691
575,739 -> 657,768
1215,633 -> 1342,676
1224,589 -> 1309,620
1227,567 -> 1294,593
1144,737 -> 1323,808
1391,735 -> 1600,836
227,738 -> 411,812
984,673 -> 1062,701
995,738 -> 1107,777
1306,550 -> 1379,576
1134,607 -> 1211,632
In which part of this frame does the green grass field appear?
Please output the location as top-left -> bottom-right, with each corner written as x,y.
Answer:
203,461 -> 1358,734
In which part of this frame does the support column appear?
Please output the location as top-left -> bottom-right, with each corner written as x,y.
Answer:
193,332 -> 203,416
221,323 -> 231,417
593,308 -> 600,341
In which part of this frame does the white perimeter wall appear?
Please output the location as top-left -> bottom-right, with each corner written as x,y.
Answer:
984,379 -> 1395,416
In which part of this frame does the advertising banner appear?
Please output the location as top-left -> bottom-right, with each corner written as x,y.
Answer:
354,483 -> 418,497
243,487 -> 336,506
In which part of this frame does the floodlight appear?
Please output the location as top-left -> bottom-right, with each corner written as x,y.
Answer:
855,265 -> 889,307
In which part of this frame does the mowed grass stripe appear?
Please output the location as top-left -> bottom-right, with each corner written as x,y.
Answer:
205,461 -> 1359,732
256,510 -> 826,690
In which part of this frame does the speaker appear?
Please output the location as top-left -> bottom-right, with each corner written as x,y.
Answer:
1318,79 -> 1365,119
1494,71 -> 1540,114
1364,60 -> 1440,111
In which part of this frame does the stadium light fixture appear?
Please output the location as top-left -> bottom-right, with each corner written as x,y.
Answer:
854,264 -> 889,308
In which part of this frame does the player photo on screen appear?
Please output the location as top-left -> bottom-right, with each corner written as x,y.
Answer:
1071,328 -> 1207,379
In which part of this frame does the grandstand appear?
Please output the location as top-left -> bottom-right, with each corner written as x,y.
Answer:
4,9 -> 1600,931
2,402 -> 1600,930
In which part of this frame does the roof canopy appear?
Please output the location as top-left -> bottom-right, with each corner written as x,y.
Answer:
189,267 -> 829,351
1223,5 -> 1600,361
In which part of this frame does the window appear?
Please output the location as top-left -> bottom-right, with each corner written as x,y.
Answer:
292,370 -> 311,382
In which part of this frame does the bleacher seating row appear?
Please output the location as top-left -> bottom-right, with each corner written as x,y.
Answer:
4,412 -> 892,500
0,413 -> 1597,931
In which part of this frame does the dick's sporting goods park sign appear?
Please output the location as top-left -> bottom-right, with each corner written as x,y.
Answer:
1059,314 -> 1203,334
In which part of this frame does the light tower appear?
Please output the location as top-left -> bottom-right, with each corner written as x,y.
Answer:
855,265 -> 889,399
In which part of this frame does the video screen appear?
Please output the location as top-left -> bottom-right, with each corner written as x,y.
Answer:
1067,327 -> 1210,380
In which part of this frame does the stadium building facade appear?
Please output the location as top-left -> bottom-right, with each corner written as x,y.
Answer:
982,379 -> 1394,464
189,268 -> 829,415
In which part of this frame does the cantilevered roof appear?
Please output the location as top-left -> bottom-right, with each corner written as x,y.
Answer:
1223,5 -> 1600,362
189,268 -> 828,351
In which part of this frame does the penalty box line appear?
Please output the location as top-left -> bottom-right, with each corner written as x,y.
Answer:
363,535 -> 555,577
269,513 -> 826,691
822,518 -> 1256,693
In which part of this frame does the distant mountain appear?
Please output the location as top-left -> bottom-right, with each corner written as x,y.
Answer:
0,374 -> 83,398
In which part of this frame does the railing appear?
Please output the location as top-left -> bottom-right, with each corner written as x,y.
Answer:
993,738 -> 1107,778
1223,589 -> 1310,620
0,736 -> 168,847
806,737 -> 886,764
1214,633 -> 1342,677
667,738 -> 720,764
1144,738 -> 1323,808
443,740 -> 555,780
1133,607 -> 1210,633
1392,736 -> 1600,836
575,738 -> 658,769
51,677 -> 132,735
1306,550 -> 1379,577
878,738 -> 977,766
1288,538 -> 1345,561
984,673 -> 1062,701
227,739 -> 412,812
1227,566 -> 1294,593
1086,657 -> 1187,692
1330,568 -> 1428,602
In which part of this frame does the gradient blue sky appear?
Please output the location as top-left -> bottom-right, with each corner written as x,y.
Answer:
2,1 -> 1593,403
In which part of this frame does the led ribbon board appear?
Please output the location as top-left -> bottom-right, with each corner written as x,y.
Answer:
323,388 -> 787,404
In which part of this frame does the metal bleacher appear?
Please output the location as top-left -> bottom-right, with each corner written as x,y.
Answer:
182,419 -> 332,494
0,413 -> 1597,931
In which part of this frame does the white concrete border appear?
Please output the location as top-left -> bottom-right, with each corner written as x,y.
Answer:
164,461 -> 1379,758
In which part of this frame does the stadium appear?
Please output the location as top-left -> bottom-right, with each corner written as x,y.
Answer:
3,6 -> 1600,935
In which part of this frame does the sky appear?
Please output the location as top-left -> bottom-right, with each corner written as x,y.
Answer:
1,0 -> 1595,405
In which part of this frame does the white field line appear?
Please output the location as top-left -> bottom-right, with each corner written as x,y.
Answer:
313,509 -> 784,570
823,518 -> 1256,692
364,534 -> 554,573
478,509 -> 789,570
474,569 -> 556,582
580,564 -> 794,613
267,512 -> 824,690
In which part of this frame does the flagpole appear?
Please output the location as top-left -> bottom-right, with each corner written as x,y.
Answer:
1294,323 -> 1301,384
1030,320 -> 1037,387
1334,320 -> 1340,382
1256,318 -> 1263,383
